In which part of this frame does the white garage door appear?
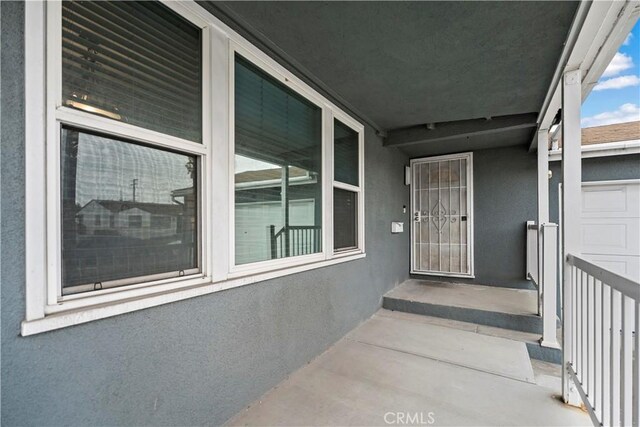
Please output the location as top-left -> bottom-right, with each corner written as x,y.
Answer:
581,180 -> 640,282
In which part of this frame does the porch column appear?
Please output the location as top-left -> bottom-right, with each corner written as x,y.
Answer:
561,69 -> 582,406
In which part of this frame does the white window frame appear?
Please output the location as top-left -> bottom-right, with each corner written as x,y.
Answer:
330,111 -> 365,256
23,0 -> 366,336
227,43 -> 327,276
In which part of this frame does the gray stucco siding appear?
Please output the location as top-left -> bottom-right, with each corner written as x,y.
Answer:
0,2 -> 410,425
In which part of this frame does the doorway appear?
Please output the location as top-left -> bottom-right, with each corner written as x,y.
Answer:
410,153 -> 474,277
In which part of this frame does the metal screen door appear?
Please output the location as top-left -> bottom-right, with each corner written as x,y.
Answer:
410,153 -> 473,277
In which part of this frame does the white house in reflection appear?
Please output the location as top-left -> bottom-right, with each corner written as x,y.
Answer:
77,199 -> 185,240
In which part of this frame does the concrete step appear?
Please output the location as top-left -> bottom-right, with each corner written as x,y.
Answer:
381,279 -> 561,363
376,308 -> 561,364
383,279 -> 542,333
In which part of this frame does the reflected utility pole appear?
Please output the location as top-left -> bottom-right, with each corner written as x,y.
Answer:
131,178 -> 138,202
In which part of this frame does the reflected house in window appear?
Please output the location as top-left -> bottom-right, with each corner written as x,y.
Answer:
65,185 -> 196,291
76,200 -> 184,239
235,157 -> 320,265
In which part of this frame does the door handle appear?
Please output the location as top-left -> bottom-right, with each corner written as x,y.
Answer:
461,215 -> 467,221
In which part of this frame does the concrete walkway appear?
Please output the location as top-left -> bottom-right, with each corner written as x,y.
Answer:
227,310 -> 589,426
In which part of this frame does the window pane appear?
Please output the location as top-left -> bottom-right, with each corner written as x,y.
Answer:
334,188 -> 357,251
62,1 -> 202,142
61,127 -> 198,294
334,119 -> 359,186
234,55 -> 322,265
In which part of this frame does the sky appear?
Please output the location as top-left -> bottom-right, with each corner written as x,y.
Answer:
581,22 -> 640,128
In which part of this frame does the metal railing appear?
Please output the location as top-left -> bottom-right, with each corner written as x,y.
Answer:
564,253 -> 640,427
269,225 -> 321,259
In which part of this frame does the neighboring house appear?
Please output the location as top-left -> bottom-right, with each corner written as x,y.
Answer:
235,165 -> 319,264
1,1 -> 638,426
77,199 -> 184,240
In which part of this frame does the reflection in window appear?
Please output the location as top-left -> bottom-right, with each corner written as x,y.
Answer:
128,215 -> 142,229
334,188 -> 357,251
234,55 -> 322,265
61,127 -> 198,294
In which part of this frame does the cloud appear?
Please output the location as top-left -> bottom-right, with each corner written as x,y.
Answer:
623,33 -> 633,46
593,74 -> 640,91
581,103 -> 640,128
602,52 -> 634,77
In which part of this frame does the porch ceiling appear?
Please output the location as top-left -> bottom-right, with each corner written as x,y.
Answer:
211,1 -> 578,156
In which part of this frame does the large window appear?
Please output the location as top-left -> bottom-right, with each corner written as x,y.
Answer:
51,0 -> 205,299
23,0 -> 365,335
234,55 -> 323,265
333,119 -> 362,252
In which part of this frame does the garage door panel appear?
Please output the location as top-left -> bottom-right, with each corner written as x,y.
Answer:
581,218 -> 639,255
578,181 -> 640,283
581,183 -> 639,218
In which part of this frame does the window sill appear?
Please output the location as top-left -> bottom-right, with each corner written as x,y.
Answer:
21,252 -> 365,336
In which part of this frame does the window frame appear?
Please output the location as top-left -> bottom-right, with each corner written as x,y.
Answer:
330,112 -> 365,256
23,0 -> 365,336
228,44 -> 329,276
43,0 -> 211,307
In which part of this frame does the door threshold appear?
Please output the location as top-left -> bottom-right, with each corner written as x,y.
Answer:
410,271 -> 475,279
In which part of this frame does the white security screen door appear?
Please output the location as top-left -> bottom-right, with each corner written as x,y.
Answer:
410,153 -> 474,277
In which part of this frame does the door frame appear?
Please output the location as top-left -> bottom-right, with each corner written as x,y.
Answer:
410,152 -> 475,278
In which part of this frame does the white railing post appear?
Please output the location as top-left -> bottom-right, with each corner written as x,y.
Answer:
562,68 -> 582,407
541,223 -> 560,349
537,129 -> 550,315
526,221 -> 539,286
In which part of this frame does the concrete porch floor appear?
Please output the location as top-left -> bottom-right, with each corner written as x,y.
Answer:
227,310 -> 588,426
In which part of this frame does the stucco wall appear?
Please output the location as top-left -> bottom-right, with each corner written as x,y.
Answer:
0,2 -> 410,425
411,145 -> 538,289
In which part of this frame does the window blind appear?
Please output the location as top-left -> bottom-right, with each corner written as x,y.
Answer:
62,0 -> 202,142
235,54 -> 322,172
334,120 -> 359,186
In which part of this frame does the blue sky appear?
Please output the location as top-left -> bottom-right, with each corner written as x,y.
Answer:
581,21 -> 640,128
